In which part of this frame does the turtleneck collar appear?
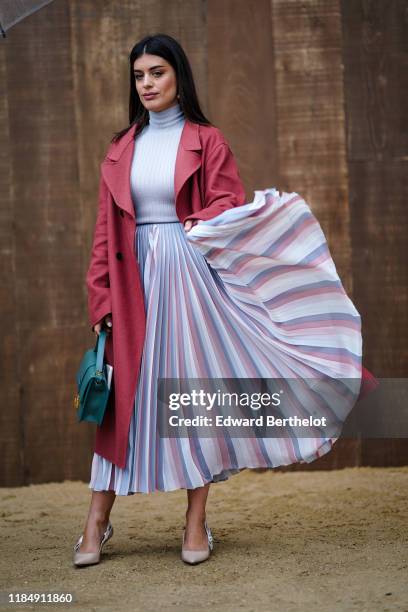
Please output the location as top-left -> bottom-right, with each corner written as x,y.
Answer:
148,101 -> 185,129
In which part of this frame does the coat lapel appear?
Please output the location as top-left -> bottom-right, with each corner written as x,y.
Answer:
101,119 -> 202,221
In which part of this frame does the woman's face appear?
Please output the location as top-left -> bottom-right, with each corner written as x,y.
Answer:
133,53 -> 178,112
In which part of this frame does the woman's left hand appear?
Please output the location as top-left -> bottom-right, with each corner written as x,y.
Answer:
184,219 -> 199,232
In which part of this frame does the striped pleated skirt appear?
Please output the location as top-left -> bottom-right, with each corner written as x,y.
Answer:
89,188 -> 364,494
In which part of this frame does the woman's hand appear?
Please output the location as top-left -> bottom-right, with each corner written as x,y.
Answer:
93,313 -> 112,336
184,219 -> 199,232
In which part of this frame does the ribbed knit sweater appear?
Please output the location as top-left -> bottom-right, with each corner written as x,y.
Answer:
130,101 -> 186,224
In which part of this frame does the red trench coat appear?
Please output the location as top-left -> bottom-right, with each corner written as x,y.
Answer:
86,120 -> 247,469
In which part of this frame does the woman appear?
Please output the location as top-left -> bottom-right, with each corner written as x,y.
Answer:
73,33 -> 378,567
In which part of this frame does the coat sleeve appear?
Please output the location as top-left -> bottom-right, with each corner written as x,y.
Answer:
183,141 -> 247,224
85,172 -> 112,331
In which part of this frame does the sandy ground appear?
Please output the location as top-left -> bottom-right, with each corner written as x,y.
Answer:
1,466 -> 408,612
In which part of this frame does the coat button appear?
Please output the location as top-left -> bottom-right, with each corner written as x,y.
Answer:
119,210 -> 124,217
116,252 -> 123,260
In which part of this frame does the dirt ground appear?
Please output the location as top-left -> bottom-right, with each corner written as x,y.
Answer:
1,466 -> 407,612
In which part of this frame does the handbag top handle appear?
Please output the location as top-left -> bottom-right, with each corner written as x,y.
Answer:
94,330 -> 107,373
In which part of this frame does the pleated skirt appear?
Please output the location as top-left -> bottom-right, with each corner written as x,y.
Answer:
89,188 -> 363,495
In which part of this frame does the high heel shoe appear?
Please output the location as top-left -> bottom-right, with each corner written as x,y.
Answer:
73,521 -> 114,567
181,519 -> 214,565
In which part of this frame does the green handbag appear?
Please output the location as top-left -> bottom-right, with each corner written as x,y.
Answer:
74,330 -> 111,425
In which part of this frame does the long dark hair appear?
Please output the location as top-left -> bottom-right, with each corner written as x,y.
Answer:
111,33 -> 213,143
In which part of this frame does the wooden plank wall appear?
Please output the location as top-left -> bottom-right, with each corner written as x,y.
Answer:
0,0 -> 406,486
341,0 -> 408,466
1,0 -> 84,487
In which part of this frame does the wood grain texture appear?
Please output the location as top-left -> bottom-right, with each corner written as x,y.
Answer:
208,0 -> 279,196
342,0 -> 408,376
271,0 -> 353,291
341,0 -> 408,466
0,40 -> 24,486
2,0 -> 86,484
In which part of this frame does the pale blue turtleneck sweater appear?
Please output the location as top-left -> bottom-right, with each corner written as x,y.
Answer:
130,101 -> 186,224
